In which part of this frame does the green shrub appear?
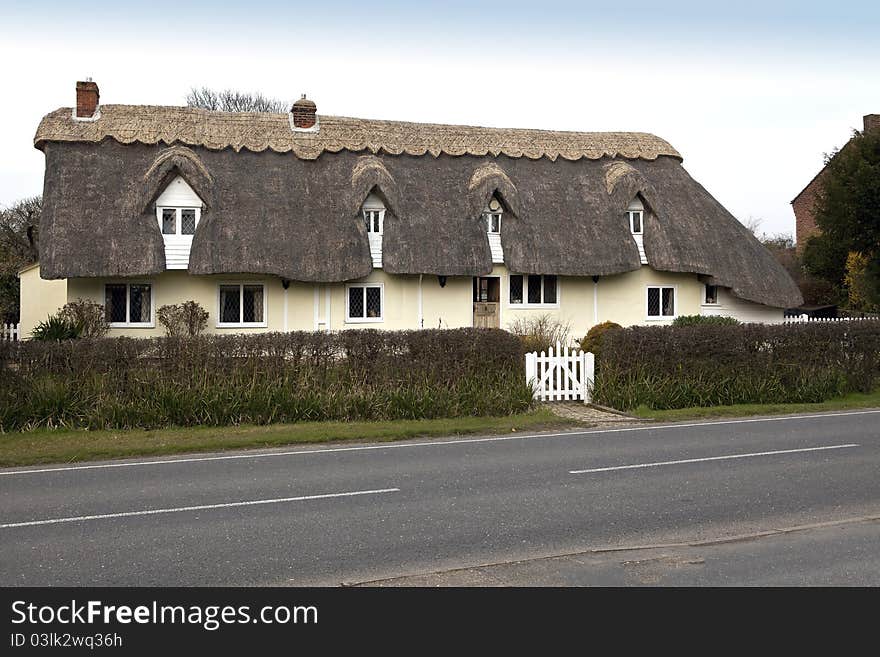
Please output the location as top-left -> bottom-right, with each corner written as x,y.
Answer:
672,314 -> 740,326
58,299 -> 109,338
157,300 -> 209,337
593,321 -> 880,410
507,314 -> 571,353
30,315 -> 80,341
0,328 -> 533,430
579,321 -> 623,357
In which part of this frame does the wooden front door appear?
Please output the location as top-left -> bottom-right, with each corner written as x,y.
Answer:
473,277 -> 500,328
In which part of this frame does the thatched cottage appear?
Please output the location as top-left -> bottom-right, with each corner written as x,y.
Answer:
22,80 -> 802,337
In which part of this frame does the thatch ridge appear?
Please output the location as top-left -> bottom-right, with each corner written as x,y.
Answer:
34,105 -> 682,162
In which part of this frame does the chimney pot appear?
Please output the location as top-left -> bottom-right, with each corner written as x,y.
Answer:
864,114 -> 880,133
75,80 -> 100,118
291,95 -> 317,129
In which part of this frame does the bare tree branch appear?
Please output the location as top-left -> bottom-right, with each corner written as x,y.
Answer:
0,196 -> 41,275
0,195 -> 41,322
186,87 -> 289,113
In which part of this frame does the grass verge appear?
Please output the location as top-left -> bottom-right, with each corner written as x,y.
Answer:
628,388 -> 880,422
0,409 -> 577,468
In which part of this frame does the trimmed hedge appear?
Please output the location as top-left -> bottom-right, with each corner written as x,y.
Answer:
0,329 -> 533,430
594,321 -> 880,410
671,314 -> 739,326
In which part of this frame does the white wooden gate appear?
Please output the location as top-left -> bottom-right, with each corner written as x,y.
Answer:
525,342 -> 595,403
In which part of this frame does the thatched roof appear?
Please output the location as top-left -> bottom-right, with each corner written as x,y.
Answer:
34,105 -> 802,308
35,105 -> 681,161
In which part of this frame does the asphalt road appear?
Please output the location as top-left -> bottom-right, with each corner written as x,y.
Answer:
2,409 -> 879,586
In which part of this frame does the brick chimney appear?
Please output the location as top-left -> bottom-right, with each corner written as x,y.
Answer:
291,95 -> 317,129
864,114 -> 880,133
75,79 -> 99,118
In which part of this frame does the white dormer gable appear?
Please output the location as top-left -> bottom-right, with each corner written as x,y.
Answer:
627,197 -> 648,265
155,176 -> 204,270
362,192 -> 385,269
484,194 -> 504,264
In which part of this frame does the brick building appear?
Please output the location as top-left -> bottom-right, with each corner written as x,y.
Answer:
792,114 -> 880,252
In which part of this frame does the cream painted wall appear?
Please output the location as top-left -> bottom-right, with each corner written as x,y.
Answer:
595,266 -> 703,329
58,265 -> 781,338
18,264 -> 67,338
701,286 -> 785,323
497,265 -> 704,338
315,271 -> 471,331
67,272 -> 289,337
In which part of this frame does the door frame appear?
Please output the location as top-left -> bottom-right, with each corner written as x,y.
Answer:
472,275 -> 502,328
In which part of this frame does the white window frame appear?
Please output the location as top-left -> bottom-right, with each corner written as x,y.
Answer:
703,284 -> 719,305
345,283 -> 384,323
484,211 -> 502,234
627,197 -> 644,235
105,282 -> 155,328
363,208 -> 385,235
646,285 -> 677,320
628,210 -> 643,235
216,282 -> 268,328
156,206 -> 201,236
507,274 -> 560,308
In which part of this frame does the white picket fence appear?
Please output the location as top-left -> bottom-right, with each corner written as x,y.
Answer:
783,314 -> 878,324
525,342 -> 595,403
1,323 -> 20,342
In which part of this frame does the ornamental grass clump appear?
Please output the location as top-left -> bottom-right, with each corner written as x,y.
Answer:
592,321 -> 880,410
0,328 -> 533,431
507,314 -> 572,353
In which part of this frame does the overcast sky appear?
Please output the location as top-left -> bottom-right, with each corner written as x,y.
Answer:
2,1 -> 878,238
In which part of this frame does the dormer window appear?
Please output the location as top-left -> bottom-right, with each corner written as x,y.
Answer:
154,175 -> 205,270
364,209 -> 383,234
629,210 -> 642,234
362,192 -> 386,268
484,196 -> 503,234
627,197 -> 648,265
484,195 -> 504,264
627,198 -> 644,235
159,207 -> 200,236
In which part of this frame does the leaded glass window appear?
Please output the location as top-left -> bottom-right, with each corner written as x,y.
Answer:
527,275 -> 542,304
220,286 -> 240,324
162,209 -> 176,235
509,275 -> 523,304
105,284 -> 127,323
157,207 -> 200,236
219,284 -> 265,325
347,285 -> 382,321
181,209 -> 197,235
243,285 -> 264,323
509,274 -> 557,305
129,285 -> 151,323
647,286 -> 675,318
366,287 -> 381,318
543,275 -> 557,304
104,283 -> 152,325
